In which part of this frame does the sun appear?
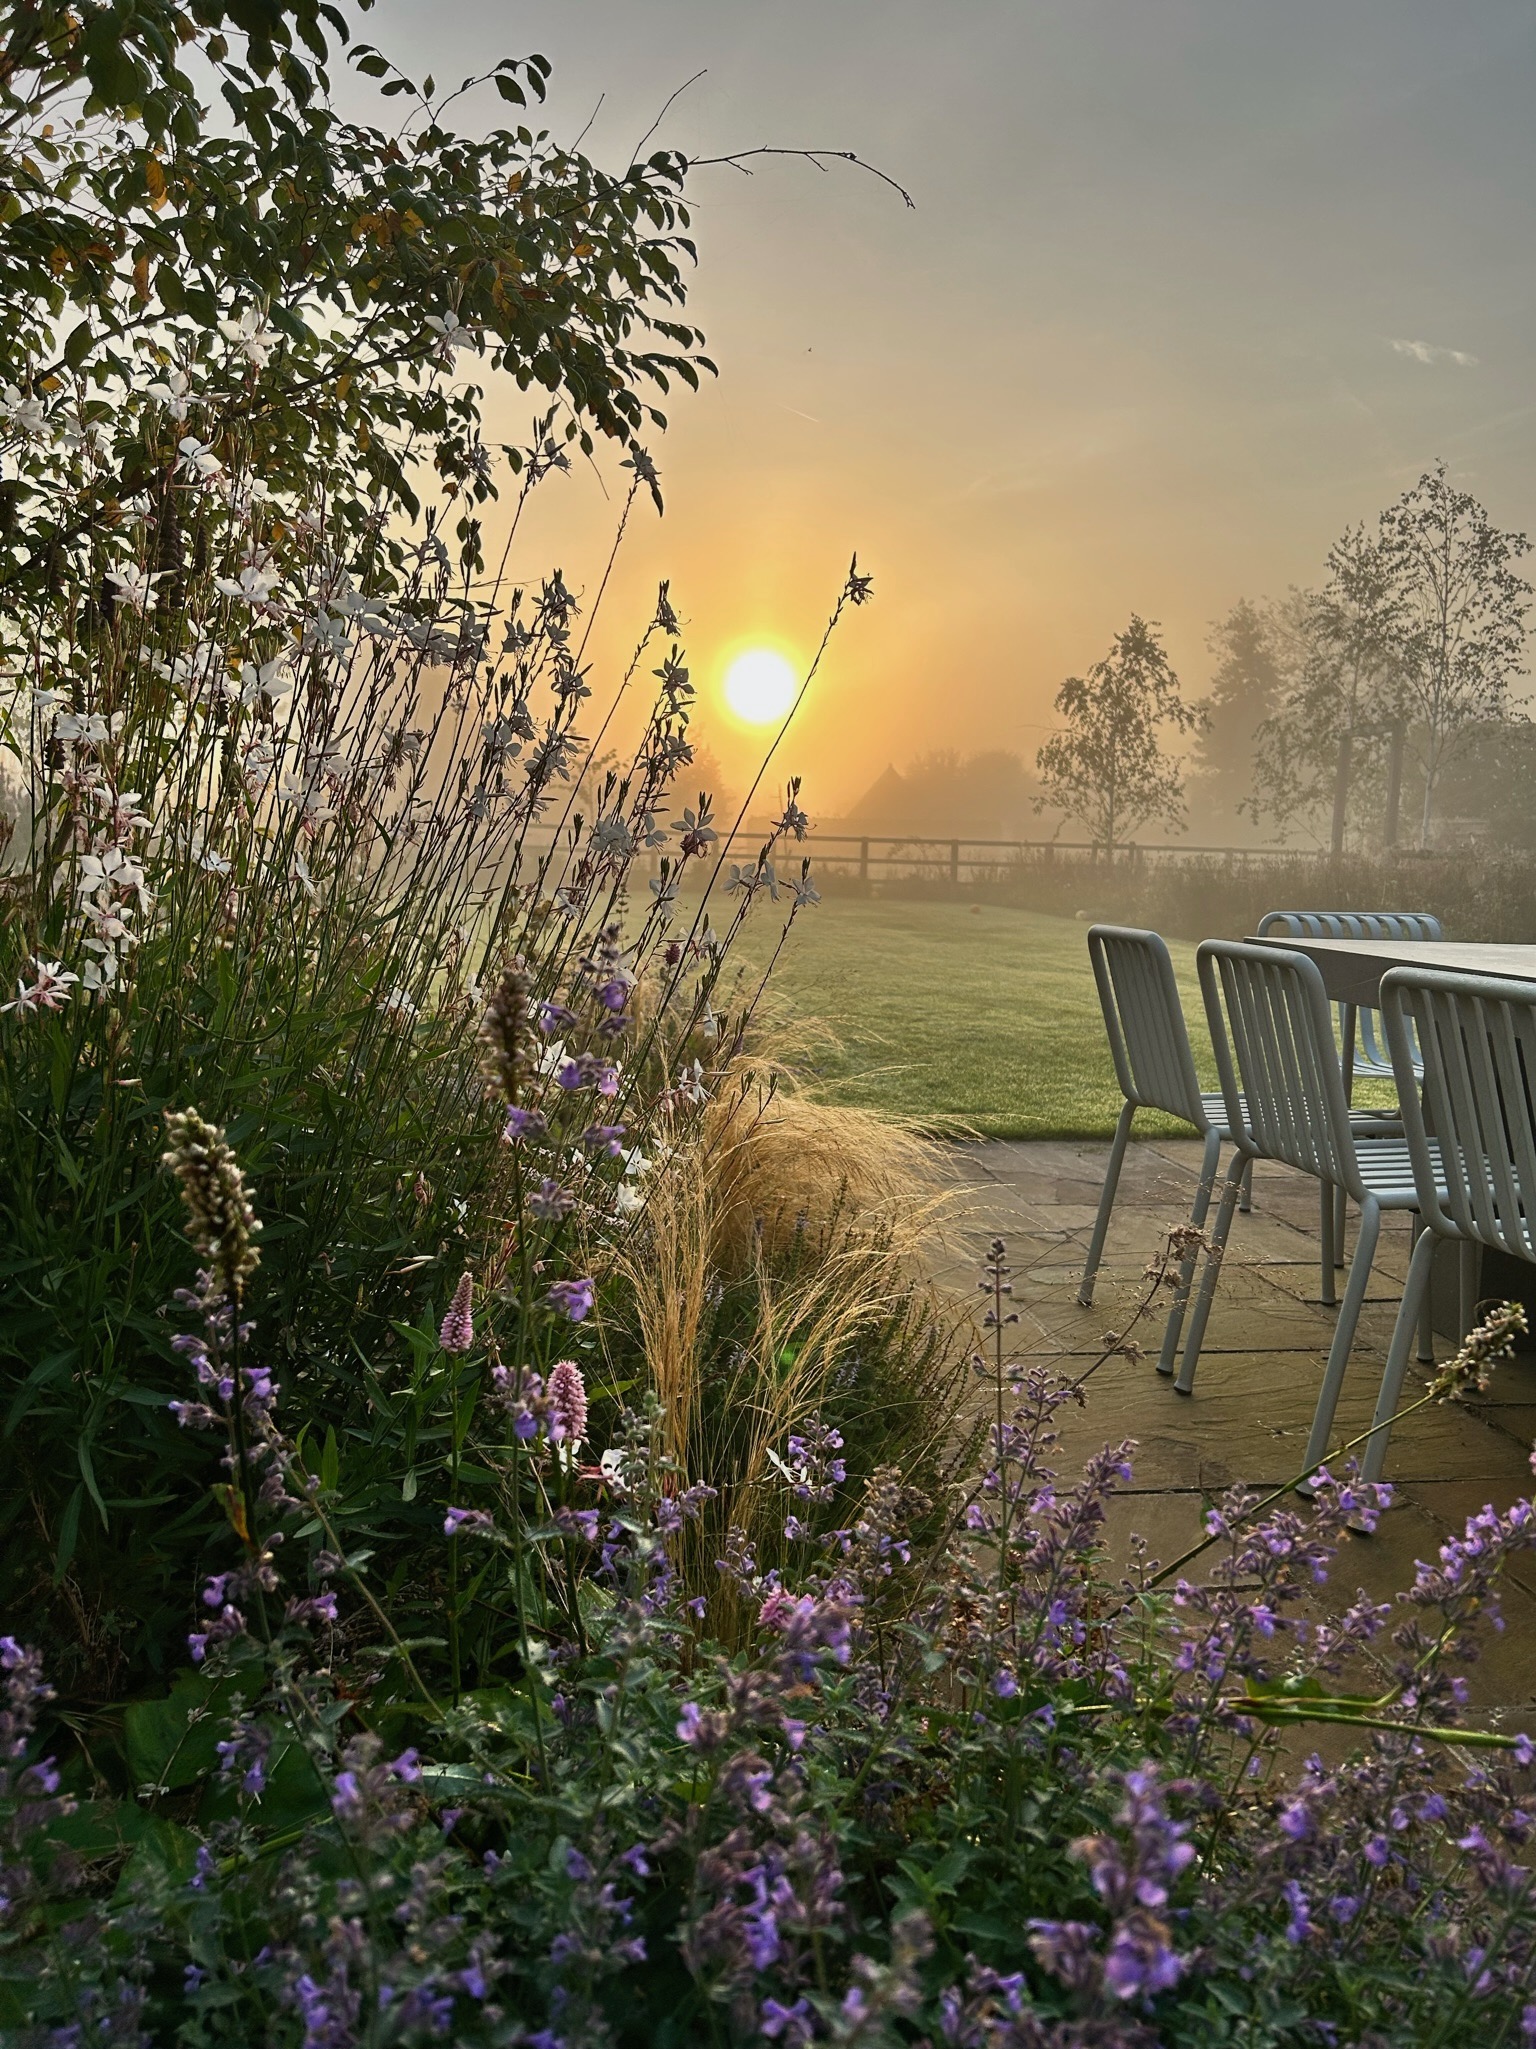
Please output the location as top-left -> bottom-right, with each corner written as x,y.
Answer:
723,647 -> 799,726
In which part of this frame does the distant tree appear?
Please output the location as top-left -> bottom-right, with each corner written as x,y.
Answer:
1036,616 -> 1204,851
1377,463 -> 1532,845
1191,598 -> 1287,823
1248,528 -> 1406,848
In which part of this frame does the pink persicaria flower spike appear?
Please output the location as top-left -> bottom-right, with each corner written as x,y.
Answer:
439,1272 -> 475,1355
547,1359 -> 588,1445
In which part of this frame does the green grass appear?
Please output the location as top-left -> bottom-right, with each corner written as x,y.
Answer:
730,897 -> 1211,1141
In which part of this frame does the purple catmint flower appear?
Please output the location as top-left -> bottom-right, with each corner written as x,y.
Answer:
761,1996 -> 815,2044
1103,1910 -> 1184,2000
443,1506 -> 496,1539
580,1122 -> 626,1157
547,1276 -> 595,1323
547,1359 -> 588,1443
503,1105 -> 548,1144
438,1271 -> 474,1354
1281,1880 -> 1312,1944
530,1177 -> 576,1221
285,1591 -> 338,1628
676,1701 -> 728,1750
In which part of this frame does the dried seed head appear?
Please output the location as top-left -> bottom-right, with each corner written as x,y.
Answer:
1430,1299 -> 1527,1403
479,961 -> 534,1104
162,1108 -> 261,1299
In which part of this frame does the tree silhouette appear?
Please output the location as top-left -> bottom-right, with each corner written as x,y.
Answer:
1036,616 -> 1204,852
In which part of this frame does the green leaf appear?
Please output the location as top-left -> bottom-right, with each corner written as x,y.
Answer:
124,1671 -> 240,1792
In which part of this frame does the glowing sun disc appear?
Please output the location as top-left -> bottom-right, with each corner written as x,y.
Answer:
724,648 -> 798,725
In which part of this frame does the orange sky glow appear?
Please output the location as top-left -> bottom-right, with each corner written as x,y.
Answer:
371,0 -> 1536,819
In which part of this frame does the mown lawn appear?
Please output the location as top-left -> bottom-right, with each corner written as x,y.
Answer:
727,895 -> 1213,1140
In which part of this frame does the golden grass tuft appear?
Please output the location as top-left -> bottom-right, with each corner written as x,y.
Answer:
607,1062 -> 972,1628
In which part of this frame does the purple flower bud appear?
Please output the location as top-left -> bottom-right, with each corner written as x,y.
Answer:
438,1271 -> 474,1354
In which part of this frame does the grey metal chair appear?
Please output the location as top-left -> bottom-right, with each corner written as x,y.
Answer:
1175,942 -> 1432,1475
1257,909 -> 1435,1264
1081,925 -> 1249,1377
1256,908 -> 1441,1086
1360,966 -> 1536,1482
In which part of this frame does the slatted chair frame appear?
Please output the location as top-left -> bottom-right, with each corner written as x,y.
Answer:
1176,942 -> 1432,1473
1081,925 -> 1249,1377
1257,909 -> 1437,1273
1362,968 -> 1536,1481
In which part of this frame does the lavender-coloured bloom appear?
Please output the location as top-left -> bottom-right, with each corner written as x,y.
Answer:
1103,1910 -> 1183,2000
761,1996 -> 815,2044
546,1276 -> 595,1322
443,1506 -> 496,1539
580,1121 -> 626,1157
1282,1880 -> 1312,1944
503,1105 -> 548,1144
530,1177 -> 576,1220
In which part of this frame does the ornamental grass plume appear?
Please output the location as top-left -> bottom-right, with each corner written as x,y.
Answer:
439,1272 -> 475,1355
161,1108 -> 261,1301
479,963 -> 535,1104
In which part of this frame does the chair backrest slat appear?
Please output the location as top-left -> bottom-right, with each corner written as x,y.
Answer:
1257,910 -> 1444,942
1199,940 -> 1363,1195
1087,926 -> 1207,1127
1384,968 -> 1536,1260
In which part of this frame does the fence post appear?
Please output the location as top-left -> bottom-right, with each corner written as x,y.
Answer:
950,839 -> 960,885
859,838 -> 869,884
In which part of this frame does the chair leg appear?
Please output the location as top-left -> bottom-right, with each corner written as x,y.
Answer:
1157,1127 -> 1222,1376
1238,1156 -> 1253,1215
1411,1214 -> 1435,1364
1078,1101 -> 1134,1309
1319,1182 -> 1337,1308
1302,1195 -> 1382,1473
1333,1183 -> 1348,1271
1360,1224 -> 1439,1486
1173,1157 -> 1247,1396
1458,1240 -> 1479,1339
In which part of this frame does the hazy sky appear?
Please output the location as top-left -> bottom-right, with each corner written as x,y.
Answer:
370,0 -> 1536,811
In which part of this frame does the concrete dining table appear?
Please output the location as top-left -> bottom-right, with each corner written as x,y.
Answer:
1247,934 -> 1536,1006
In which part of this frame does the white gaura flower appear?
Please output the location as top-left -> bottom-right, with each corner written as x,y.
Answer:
106,564 -> 166,614
614,1180 -> 645,1217
382,986 -> 418,1022
2,957 -> 80,1014
214,562 -> 284,614
81,959 -> 118,994
176,435 -> 223,482
146,366 -> 192,422
236,657 -> 293,706
0,385 -> 48,440
53,711 -> 121,746
536,1039 -> 566,1079
218,307 -> 282,369
598,1447 -> 633,1495
425,308 -> 478,362
619,1145 -> 651,1181
76,844 -> 150,908
292,852 -> 318,901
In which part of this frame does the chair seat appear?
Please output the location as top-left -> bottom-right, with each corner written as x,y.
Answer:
1353,1135 -> 1445,1207
1200,1092 -> 1402,1141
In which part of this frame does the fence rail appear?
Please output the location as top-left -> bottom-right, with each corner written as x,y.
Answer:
720,831 -> 1318,885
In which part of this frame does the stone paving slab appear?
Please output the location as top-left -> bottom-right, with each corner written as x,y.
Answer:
949,1136 -> 1536,1717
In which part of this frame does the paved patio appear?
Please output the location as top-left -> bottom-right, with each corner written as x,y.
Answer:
944,1137 -> 1536,1724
